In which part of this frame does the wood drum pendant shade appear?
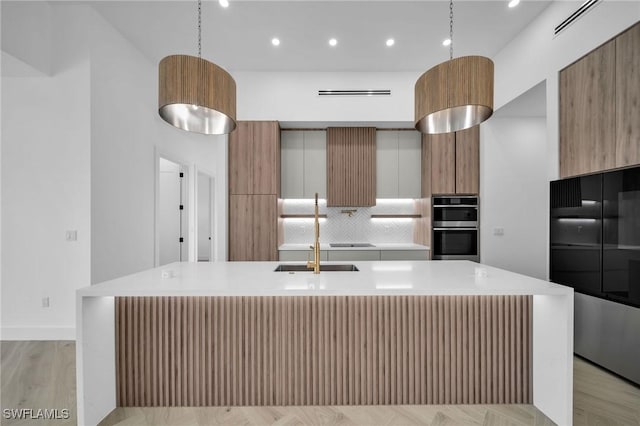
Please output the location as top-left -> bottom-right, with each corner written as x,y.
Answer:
159,54 -> 237,135
415,55 -> 494,134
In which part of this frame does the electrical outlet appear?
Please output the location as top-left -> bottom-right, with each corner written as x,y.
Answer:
42,297 -> 50,308
493,227 -> 504,236
65,230 -> 77,241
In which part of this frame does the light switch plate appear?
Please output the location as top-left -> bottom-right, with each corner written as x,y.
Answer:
65,230 -> 77,241
493,227 -> 504,236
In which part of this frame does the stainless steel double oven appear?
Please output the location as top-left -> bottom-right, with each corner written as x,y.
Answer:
432,196 -> 479,262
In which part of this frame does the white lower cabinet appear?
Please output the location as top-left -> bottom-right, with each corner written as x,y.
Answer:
279,250 -> 328,262
327,250 -> 381,261
279,249 -> 430,261
380,250 -> 429,261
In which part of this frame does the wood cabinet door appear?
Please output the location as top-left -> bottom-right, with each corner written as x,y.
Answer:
228,122 -> 253,195
559,40 -> 616,178
616,22 -> 640,168
429,132 -> 456,194
252,195 -> 278,261
455,126 -> 480,194
421,134 -> 432,198
252,121 -> 280,195
326,127 -> 376,206
228,195 -> 252,261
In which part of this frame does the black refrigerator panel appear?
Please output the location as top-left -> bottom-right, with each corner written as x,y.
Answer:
550,174 -> 602,295
603,168 -> 640,306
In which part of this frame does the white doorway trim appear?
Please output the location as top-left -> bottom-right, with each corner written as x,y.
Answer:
154,148 -> 196,266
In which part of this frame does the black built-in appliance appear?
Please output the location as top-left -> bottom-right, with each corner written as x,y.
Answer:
432,196 -> 479,262
550,166 -> 640,385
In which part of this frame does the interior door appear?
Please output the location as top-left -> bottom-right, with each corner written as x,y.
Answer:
159,158 -> 186,265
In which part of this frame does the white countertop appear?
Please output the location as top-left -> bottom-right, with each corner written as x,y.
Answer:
279,243 -> 430,251
78,260 -> 570,297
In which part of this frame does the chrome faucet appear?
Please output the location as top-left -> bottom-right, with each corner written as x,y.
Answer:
307,193 -> 321,274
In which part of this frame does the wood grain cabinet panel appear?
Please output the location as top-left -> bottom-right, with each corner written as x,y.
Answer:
229,195 -> 252,261
229,121 -> 280,195
327,127 -> 376,207
615,22 -> 640,168
252,195 -> 278,261
228,122 -> 253,195
229,194 -> 278,261
421,134 -> 432,198
252,121 -> 280,195
559,40 -> 616,178
455,126 -> 480,194
228,121 -> 280,260
429,133 -> 456,195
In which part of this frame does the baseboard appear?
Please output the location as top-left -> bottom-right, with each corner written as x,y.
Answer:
1,326 -> 76,341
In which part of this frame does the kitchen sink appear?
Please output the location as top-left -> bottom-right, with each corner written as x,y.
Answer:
329,243 -> 376,248
274,264 -> 359,272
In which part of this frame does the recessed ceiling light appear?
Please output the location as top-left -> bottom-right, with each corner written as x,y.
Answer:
386,38 -> 395,47
442,38 -> 452,47
271,38 -> 280,46
508,0 -> 520,8
329,38 -> 338,47
219,0 -> 229,8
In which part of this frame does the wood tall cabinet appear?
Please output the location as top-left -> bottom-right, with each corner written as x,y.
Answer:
326,127 -> 376,207
559,21 -> 640,177
229,121 -> 280,195
559,40 -> 616,177
616,22 -> 640,168
228,121 -> 280,261
426,126 -> 480,195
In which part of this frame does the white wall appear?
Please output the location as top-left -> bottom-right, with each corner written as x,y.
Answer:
492,0 -> 639,183
482,5 -> 634,280
234,71 -> 420,123
1,5 -> 91,340
480,117 -> 547,279
89,8 -> 225,285
0,1 -> 52,75
1,3 -> 227,339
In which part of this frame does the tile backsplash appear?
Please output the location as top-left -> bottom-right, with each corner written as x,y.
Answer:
282,199 -> 417,244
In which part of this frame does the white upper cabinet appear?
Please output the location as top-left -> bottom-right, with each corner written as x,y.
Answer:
397,131 -> 422,198
302,131 -> 327,198
280,130 -> 327,199
281,131 -> 304,198
376,130 -> 421,198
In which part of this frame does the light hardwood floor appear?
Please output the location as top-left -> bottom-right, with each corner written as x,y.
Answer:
1,341 -> 639,425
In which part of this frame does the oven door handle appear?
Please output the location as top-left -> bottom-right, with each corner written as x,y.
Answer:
433,227 -> 478,231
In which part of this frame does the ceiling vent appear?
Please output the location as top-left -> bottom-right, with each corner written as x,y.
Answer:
318,89 -> 391,97
554,0 -> 602,36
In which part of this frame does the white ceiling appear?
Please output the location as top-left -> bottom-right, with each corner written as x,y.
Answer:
92,0 -> 553,72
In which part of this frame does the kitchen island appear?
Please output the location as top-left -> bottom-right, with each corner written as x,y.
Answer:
76,261 -> 573,425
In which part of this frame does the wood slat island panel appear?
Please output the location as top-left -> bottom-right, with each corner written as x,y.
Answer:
115,295 -> 532,407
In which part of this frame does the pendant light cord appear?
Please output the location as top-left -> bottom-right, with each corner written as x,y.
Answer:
449,0 -> 454,60
197,0 -> 202,58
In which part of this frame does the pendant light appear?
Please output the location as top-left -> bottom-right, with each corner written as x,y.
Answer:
414,0 -> 494,134
158,0 -> 237,135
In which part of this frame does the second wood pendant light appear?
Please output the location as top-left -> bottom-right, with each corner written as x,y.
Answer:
415,0 -> 494,134
158,0 -> 237,135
